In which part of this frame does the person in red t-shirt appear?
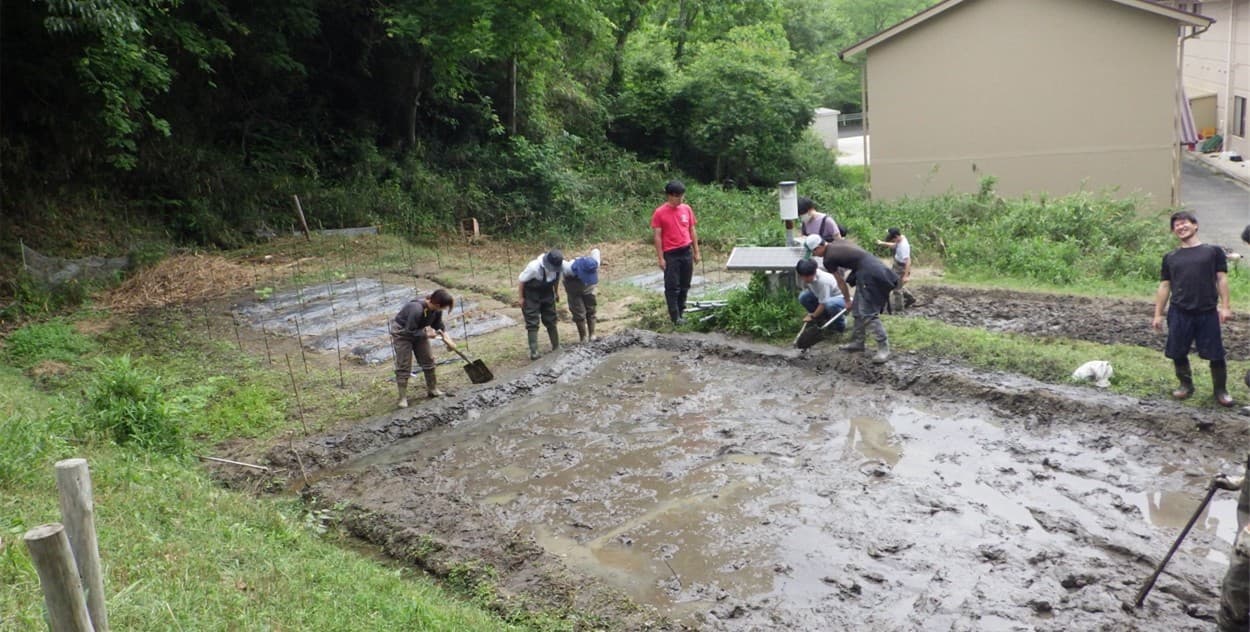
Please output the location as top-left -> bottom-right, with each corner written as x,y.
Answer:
651,180 -> 701,324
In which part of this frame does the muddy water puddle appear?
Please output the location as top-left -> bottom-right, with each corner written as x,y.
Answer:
334,348 -> 1235,629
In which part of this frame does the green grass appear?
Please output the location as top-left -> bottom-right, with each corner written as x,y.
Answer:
1,449 -> 525,630
887,315 -> 1248,404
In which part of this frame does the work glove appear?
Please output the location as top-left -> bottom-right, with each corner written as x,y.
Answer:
1214,474 -> 1246,491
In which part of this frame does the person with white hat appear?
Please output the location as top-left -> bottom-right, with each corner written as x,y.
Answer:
518,249 -> 564,360
562,248 -> 601,343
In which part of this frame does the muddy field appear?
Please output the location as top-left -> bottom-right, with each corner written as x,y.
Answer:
906,285 -> 1250,360
248,312 -> 1250,631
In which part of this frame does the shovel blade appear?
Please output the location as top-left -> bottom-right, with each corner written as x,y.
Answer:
464,360 -> 494,384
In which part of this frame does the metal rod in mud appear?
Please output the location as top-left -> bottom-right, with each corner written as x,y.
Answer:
330,302 -> 345,388
232,312 -> 243,352
285,354 -> 310,435
292,315 -> 309,374
1133,481 -> 1220,608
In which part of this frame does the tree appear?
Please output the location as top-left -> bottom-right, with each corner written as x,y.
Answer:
673,23 -> 811,183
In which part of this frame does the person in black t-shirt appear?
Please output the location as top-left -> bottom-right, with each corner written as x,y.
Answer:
1151,211 -> 1234,406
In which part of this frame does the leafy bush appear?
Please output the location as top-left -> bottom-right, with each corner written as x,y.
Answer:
698,272 -> 804,340
3,319 -> 92,368
84,355 -> 185,453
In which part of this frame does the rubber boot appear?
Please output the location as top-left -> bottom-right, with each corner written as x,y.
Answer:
872,340 -> 890,364
396,381 -> 409,409
548,326 -> 560,352
587,317 -> 596,340
840,319 -> 866,352
1213,361 -> 1234,407
575,320 -> 588,343
527,330 -> 541,360
423,370 -> 444,398
1172,359 -> 1194,400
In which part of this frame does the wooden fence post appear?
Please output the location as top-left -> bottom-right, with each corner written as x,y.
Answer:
55,458 -> 108,632
23,524 -> 94,632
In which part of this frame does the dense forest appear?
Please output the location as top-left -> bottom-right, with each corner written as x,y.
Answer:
1,0 -> 932,253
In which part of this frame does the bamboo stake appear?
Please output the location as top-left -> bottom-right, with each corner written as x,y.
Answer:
54,459 -> 108,632
330,303 -> 345,389
24,524 -> 94,632
197,455 -> 270,472
260,320 -> 272,364
285,354 -> 310,435
293,316 -> 309,374
293,195 -> 311,242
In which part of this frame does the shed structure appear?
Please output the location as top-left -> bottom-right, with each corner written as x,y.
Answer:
841,0 -> 1213,209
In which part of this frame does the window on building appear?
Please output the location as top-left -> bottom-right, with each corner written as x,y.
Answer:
1236,96 -> 1248,138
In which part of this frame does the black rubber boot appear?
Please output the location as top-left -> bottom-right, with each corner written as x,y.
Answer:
1213,361 -> 1234,407
1173,359 -> 1194,400
547,326 -> 560,352
575,320 -> 587,343
527,330 -> 540,360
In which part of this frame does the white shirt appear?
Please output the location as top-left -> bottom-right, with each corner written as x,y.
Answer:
519,255 -> 560,284
804,268 -> 843,301
893,237 -> 911,265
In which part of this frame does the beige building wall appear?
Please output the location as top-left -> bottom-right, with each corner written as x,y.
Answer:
866,0 -> 1181,208
1181,0 -> 1250,156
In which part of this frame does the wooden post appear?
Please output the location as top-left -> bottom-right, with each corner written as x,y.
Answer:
55,458 -> 108,632
24,524 -> 94,632
292,195 -> 312,242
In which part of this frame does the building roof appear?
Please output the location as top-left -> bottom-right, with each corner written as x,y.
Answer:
840,0 -> 1213,58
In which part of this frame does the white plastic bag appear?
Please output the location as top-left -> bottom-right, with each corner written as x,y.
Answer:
1071,361 -> 1113,388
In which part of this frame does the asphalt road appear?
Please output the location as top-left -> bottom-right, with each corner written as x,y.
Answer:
1180,158 -> 1250,255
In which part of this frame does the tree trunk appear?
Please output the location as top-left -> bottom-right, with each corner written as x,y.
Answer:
675,0 -> 698,64
607,4 -> 645,97
509,56 -> 518,137
407,62 -> 423,149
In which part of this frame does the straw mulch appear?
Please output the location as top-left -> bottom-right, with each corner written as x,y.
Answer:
102,254 -> 255,312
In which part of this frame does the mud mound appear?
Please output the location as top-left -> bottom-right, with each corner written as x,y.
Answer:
906,285 -> 1250,359
102,254 -> 253,312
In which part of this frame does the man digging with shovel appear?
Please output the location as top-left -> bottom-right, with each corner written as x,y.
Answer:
390,288 -> 455,408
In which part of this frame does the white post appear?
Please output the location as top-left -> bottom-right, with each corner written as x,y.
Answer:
24,523 -> 95,632
778,181 -> 799,247
55,458 -> 108,632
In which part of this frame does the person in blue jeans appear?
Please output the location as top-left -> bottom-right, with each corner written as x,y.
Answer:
796,259 -> 846,332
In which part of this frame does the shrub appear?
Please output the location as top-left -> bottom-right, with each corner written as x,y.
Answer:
84,355 -> 185,453
3,319 -> 92,368
0,374 -> 69,487
699,271 -> 803,340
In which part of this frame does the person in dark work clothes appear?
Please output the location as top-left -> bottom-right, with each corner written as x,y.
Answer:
822,242 -> 899,364
519,249 -> 563,360
390,288 -> 455,408
1151,211 -> 1234,407
651,180 -> 701,324
562,248 -> 601,343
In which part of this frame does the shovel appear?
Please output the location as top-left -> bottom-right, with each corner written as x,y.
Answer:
445,341 -> 494,384
795,308 -> 848,350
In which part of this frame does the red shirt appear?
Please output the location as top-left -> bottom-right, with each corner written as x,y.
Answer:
651,203 -> 697,253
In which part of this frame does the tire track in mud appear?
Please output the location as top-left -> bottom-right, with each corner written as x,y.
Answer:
232,331 -> 1250,631
905,285 -> 1250,360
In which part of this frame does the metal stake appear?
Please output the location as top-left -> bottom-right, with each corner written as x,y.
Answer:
231,313 -> 243,352
330,302 -> 345,389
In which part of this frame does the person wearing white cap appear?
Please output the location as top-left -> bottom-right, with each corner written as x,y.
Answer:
518,249 -> 564,360
562,248 -> 601,342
